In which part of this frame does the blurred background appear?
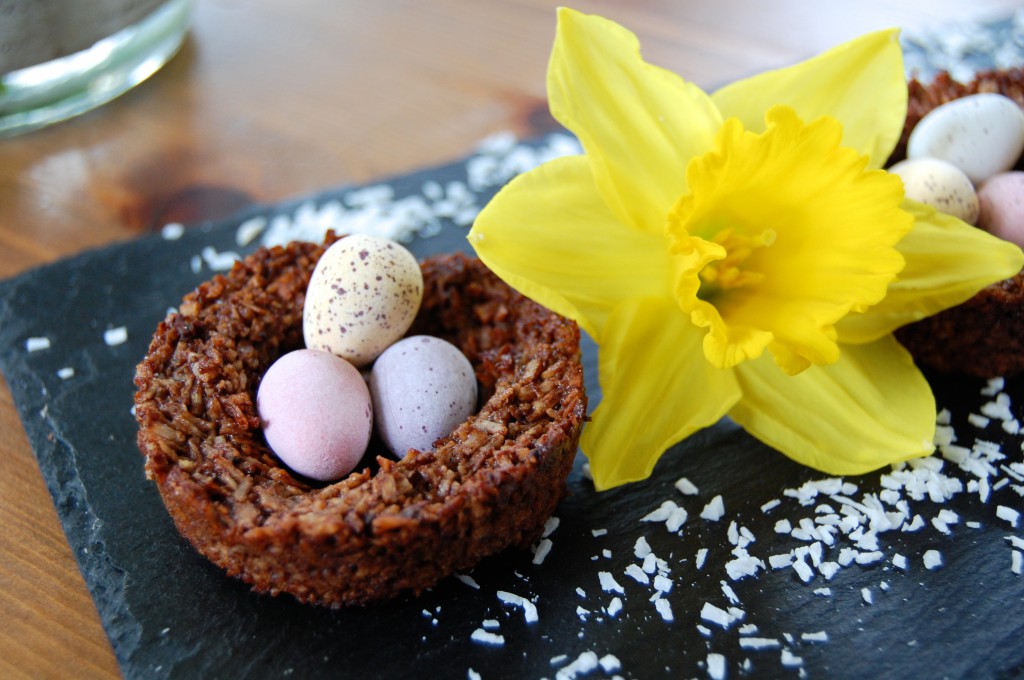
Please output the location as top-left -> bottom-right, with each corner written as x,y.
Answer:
2,2 -> 1023,677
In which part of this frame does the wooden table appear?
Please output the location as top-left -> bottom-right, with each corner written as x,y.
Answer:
2,1 -> 1019,677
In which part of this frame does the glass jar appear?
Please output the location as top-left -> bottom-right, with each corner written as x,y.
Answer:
0,0 -> 192,137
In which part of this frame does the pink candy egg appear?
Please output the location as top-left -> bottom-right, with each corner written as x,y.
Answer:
978,171 -> 1024,247
369,335 -> 478,458
257,349 -> 372,481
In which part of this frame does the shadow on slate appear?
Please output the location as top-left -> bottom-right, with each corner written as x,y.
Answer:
1,137 -> 1024,680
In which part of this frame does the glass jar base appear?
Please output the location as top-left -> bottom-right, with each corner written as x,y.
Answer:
0,0 -> 192,138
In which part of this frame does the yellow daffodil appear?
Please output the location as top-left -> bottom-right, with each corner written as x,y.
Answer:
468,8 -> 1024,490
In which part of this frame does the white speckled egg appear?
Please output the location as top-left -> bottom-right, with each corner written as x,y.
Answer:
303,235 -> 424,367
257,349 -> 372,482
907,93 -> 1024,184
889,158 -> 979,224
369,335 -> 478,458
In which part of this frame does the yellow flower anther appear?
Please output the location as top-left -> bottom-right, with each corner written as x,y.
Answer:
697,227 -> 774,295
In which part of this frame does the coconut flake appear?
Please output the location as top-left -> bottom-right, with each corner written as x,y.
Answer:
667,506 -> 689,532
700,602 -> 736,629
455,573 -> 480,590
701,495 -> 725,521
802,631 -> 829,643
818,562 -> 841,580
201,246 -> 241,271
555,651 -> 599,680
855,551 -> 885,565
161,222 -> 185,239
675,477 -> 699,495
654,598 -> 674,622
996,505 -> 1020,528
968,413 -> 991,429
496,591 -> 538,624
235,217 -> 267,246
641,500 -> 680,524
903,515 -> 926,532
25,336 -> 51,352
707,653 -> 727,680
103,326 -> 128,346
739,637 -> 781,650
598,571 -> 624,594
791,557 -> 814,583
624,564 -> 650,585
470,629 -> 504,646
780,649 -> 804,668
598,654 -> 621,673
532,538 -> 553,565
726,552 -> 764,581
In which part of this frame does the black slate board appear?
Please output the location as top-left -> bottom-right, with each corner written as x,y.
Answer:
2,131 -> 1024,680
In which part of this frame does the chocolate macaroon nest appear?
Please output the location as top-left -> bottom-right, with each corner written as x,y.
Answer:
134,235 -> 586,607
893,68 -> 1024,378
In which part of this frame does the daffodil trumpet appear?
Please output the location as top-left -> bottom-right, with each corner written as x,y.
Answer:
469,8 -> 1024,490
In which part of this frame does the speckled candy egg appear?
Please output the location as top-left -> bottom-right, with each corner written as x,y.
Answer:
889,158 -> 979,224
257,349 -> 372,481
907,93 -> 1024,184
369,335 -> 478,458
303,235 -> 423,367
978,171 -> 1024,247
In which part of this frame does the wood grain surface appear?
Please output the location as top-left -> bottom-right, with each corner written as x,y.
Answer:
1,1 -> 1020,677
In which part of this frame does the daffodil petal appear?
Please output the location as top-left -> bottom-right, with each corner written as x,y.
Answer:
730,335 -> 935,475
837,200 -> 1024,344
469,155 -> 671,339
549,7 -> 722,234
582,297 -> 741,490
710,29 -> 905,168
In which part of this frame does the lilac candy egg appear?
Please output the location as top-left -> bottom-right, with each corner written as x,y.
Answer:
257,349 -> 372,481
978,172 -> 1024,247
369,335 -> 478,458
